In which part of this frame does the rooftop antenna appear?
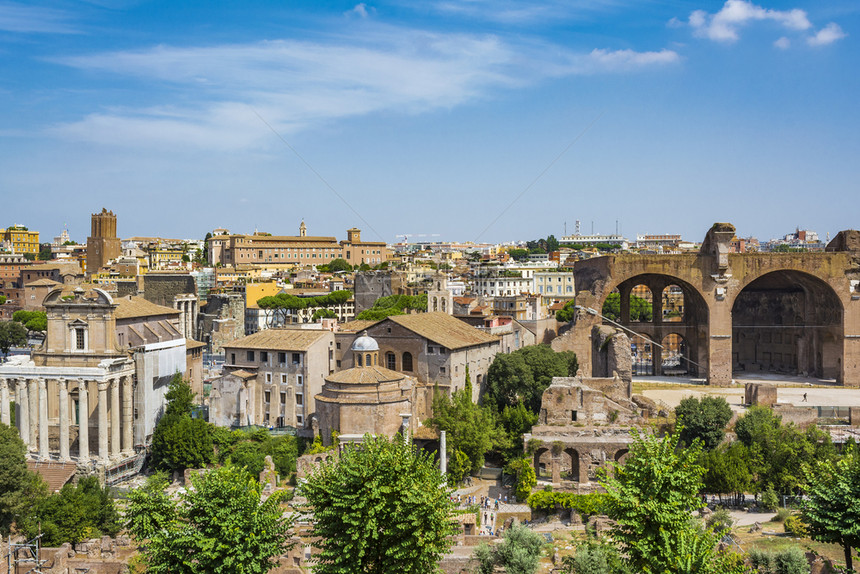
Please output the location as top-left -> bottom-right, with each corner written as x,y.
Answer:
564,221 -> 567,236
591,221 -> 594,235
575,220 -> 581,235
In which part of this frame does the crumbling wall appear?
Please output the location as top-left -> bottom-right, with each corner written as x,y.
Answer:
591,326 -> 632,384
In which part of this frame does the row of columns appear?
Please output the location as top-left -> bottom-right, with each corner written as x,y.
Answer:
175,296 -> 199,340
0,376 -> 133,464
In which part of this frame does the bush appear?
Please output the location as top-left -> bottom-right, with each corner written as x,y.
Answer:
706,506 -> 734,535
774,546 -> 810,574
748,546 -> 810,574
761,487 -> 780,511
774,507 -> 791,522
526,491 -> 608,516
784,514 -> 809,538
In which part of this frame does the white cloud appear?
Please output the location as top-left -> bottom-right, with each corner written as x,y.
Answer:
774,36 -> 790,49
587,48 -> 680,70
688,0 -> 811,43
0,2 -> 78,34
807,23 -> 846,47
345,3 -> 372,18
50,27 -> 679,150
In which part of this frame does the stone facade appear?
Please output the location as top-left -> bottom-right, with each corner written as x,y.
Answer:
199,292 -> 245,353
744,382 -> 777,406
315,333 -> 430,446
86,209 -> 121,276
558,223 -> 860,386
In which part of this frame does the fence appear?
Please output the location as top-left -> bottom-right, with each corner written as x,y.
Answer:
816,406 -> 850,419
105,451 -> 146,487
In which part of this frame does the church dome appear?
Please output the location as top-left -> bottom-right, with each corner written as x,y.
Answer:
351,331 -> 379,352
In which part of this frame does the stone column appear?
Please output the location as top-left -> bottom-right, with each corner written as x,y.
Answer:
439,430 -> 447,476
551,456 -> 561,484
16,379 -> 29,446
0,378 -> 9,426
58,379 -> 70,461
78,380 -> 89,463
28,378 -> 38,450
192,300 -> 199,340
98,380 -> 109,462
38,379 -> 48,459
239,384 -> 247,426
619,284 -> 632,325
111,378 -> 121,458
652,281 -> 664,325
122,376 -> 134,455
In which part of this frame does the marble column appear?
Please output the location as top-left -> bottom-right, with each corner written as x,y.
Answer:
98,380 -> 109,462
0,378 -> 9,426
78,380 -> 89,463
110,378 -> 120,458
28,378 -> 38,451
191,301 -> 198,340
38,379 -> 48,459
58,379 -> 70,461
16,379 -> 29,446
122,376 -> 133,455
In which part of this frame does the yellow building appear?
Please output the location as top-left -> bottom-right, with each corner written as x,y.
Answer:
1,225 -> 40,254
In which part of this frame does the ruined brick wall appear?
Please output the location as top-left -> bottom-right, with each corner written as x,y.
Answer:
142,273 -> 196,307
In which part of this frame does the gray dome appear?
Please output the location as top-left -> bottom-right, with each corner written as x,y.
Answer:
351,331 -> 379,352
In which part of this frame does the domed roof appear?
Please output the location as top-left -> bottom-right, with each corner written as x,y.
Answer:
351,331 -> 379,352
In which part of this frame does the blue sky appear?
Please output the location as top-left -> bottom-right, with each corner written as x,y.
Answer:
0,1 -> 857,244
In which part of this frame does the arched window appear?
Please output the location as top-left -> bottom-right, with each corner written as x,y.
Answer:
402,352 -> 413,371
386,352 -> 396,370
441,298 -> 447,312
433,297 -> 438,312
357,354 -> 363,367
366,353 -> 372,366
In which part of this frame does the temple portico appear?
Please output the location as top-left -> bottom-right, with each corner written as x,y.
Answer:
0,357 -> 135,467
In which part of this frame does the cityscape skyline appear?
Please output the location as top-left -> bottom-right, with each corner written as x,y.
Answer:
1,1 -> 857,243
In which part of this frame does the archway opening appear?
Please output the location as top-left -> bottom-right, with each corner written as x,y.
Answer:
534,447 -> 550,479
564,448 -> 580,482
732,270 -> 843,380
628,284 -> 653,323
662,284 -> 684,322
661,333 -> 689,376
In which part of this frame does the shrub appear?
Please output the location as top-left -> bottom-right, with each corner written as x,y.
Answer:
783,514 -> 809,538
749,548 -> 776,572
706,506 -> 734,535
761,487 -> 780,511
774,507 -> 791,522
774,546 -> 810,574
526,491 -> 609,516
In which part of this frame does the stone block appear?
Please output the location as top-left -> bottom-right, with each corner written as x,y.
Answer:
744,383 -> 777,406
850,407 -> 860,426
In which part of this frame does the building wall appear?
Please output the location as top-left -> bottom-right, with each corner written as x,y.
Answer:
133,339 -> 187,445
223,332 -> 334,429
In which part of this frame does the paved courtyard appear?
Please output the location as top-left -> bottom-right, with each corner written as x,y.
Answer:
637,373 -> 860,411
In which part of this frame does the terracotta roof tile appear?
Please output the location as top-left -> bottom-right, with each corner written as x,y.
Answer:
339,319 -> 382,332
115,296 -> 181,320
324,365 -> 405,385
386,312 -> 499,350
225,328 -> 329,351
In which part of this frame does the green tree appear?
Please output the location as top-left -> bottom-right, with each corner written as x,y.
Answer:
22,476 -> 120,546
546,235 -> 560,253
735,406 -> 835,495
601,293 -> 621,321
508,248 -> 529,261
601,429 -> 744,574
498,400 -> 538,460
675,396 -> 733,450
128,465 -> 293,574
485,345 -> 577,414
701,441 -> 752,505
151,375 -> 212,472
218,428 -> 299,478
0,423 -> 45,535
301,434 -> 458,574
327,258 -> 351,273
475,522 -> 544,574
599,292 -> 652,322
13,310 -> 47,333
556,300 -> 577,323
0,295 -> 6,305
0,321 -> 27,356
429,387 -> 506,480
802,447 -> 860,571
125,472 -> 173,542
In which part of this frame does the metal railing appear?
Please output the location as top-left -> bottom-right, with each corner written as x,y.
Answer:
105,451 -> 146,487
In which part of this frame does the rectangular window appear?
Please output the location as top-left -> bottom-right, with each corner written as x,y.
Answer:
260,351 -> 269,362
440,348 -> 447,355
440,366 -> 446,374
265,372 -> 272,383
296,414 -> 304,425
336,360 -> 342,368
292,353 -> 301,364
75,328 -> 86,350
336,342 -> 341,349
297,375 -> 303,386
246,351 -> 255,361
280,392 -> 287,406
296,393 -> 303,406
231,353 -> 236,364
281,374 -> 287,384
264,391 -> 271,403
278,352 -> 286,364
